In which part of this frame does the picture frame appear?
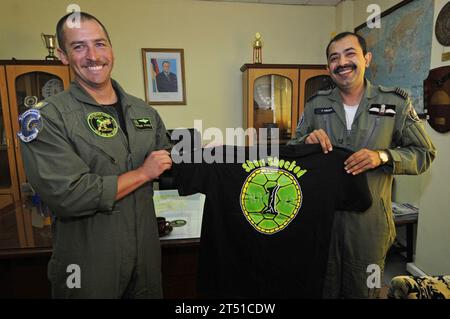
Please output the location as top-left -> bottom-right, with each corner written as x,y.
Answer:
141,48 -> 186,105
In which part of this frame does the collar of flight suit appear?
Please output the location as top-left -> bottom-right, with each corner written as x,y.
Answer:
68,79 -> 133,108
68,79 -> 145,157
324,79 -> 379,127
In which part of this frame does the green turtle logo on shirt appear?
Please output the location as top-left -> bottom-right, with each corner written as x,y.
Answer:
87,112 -> 118,138
240,158 -> 306,234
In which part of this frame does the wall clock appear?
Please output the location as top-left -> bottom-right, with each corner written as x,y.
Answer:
42,78 -> 64,98
435,2 -> 450,46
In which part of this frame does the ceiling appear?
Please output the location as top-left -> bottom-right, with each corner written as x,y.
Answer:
200,0 -> 343,6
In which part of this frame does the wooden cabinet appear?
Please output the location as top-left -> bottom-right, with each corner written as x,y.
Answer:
0,60 -> 70,248
241,64 -> 332,144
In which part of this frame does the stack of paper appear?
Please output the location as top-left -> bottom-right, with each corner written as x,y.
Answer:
153,190 -> 205,240
391,202 -> 419,221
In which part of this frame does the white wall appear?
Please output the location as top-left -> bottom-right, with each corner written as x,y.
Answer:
414,0 -> 450,275
0,0 -> 335,135
335,0 -> 354,33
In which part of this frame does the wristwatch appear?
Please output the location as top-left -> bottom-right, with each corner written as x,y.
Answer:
377,150 -> 389,165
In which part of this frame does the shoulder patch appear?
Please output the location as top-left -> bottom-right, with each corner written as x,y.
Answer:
379,86 -> 409,100
17,109 -> 43,143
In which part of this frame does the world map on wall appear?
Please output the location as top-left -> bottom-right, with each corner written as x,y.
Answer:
357,0 -> 434,113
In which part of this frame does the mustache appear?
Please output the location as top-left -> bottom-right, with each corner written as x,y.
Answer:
84,61 -> 106,67
333,63 -> 357,74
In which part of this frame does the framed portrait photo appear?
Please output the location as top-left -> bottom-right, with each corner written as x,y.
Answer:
141,48 -> 186,105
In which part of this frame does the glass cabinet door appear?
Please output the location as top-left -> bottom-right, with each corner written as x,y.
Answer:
6,67 -> 68,191
13,72 -> 64,249
0,76 -> 13,191
304,75 -> 334,104
0,66 -> 26,249
253,74 -> 293,141
15,72 -> 64,115
5,64 -> 70,249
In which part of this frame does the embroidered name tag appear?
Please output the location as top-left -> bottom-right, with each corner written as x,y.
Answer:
133,118 -> 153,130
369,104 -> 396,117
314,107 -> 335,115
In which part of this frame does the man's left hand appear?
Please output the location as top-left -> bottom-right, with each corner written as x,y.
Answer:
344,148 -> 381,175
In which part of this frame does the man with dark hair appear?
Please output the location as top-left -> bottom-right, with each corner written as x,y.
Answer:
56,11 -> 112,53
325,31 -> 367,58
289,32 -> 436,298
19,12 -> 172,298
156,61 -> 178,92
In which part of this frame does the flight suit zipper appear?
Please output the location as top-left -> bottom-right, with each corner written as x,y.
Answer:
103,106 -> 131,154
361,117 -> 380,148
118,127 -> 131,154
75,133 -> 118,166
323,115 -> 332,137
115,106 -> 139,267
95,145 -> 118,165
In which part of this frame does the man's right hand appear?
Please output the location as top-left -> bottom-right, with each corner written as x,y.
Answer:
305,129 -> 333,154
116,150 -> 173,200
140,150 -> 172,181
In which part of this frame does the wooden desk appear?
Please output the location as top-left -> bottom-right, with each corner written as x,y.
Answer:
393,215 -> 418,262
160,238 -> 199,298
0,201 -> 199,298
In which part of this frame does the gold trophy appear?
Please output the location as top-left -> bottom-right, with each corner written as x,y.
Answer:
41,33 -> 58,60
252,32 -> 263,64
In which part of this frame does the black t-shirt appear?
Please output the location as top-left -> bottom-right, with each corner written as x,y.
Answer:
103,91 -> 127,137
173,144 -> 372,298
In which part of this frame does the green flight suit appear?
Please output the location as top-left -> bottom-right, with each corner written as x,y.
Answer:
20,80 -> 171,298
289,80 -> 436,298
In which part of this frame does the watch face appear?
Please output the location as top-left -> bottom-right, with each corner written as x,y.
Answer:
379,151 -> 388,163
42,78 -> 64,98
